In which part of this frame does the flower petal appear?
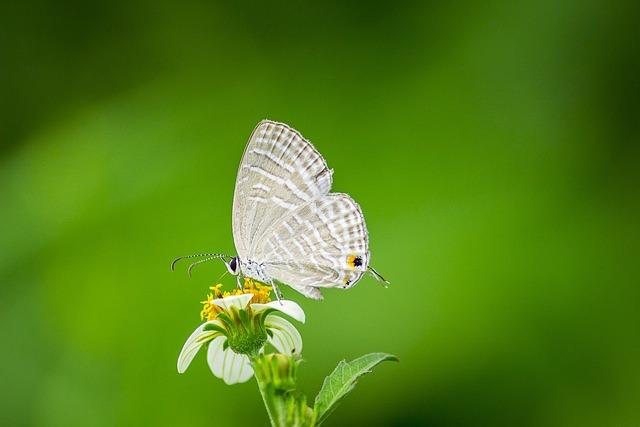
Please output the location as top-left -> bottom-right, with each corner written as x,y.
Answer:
206,336 -> 226,378
177,320 -> 223,373
213,293 -> 254,311
252,300 -> 305,323
225,352 -> 253,385
265,315 -> 303,355
207,336 -> 253,384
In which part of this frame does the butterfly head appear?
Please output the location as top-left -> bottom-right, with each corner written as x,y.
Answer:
224,257 -> 240,275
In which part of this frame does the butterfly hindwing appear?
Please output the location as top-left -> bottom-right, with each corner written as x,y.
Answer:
259,193 -> 370,299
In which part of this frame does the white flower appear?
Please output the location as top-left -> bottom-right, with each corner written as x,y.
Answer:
177,293 -> 305,384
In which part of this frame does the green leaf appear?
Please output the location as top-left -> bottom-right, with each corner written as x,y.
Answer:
313,352 -> 398,425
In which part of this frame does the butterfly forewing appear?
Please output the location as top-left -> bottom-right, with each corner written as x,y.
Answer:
232,120 -> 333,259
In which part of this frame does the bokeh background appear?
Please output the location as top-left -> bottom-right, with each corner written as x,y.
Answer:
1,1 -> 639,426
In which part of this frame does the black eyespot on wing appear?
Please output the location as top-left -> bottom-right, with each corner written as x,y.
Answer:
346,254 -> 365,270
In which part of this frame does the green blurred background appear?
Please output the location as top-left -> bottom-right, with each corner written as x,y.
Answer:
1,1 -> 639,426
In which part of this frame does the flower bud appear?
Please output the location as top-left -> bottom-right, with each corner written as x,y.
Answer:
253,353 -> 300,392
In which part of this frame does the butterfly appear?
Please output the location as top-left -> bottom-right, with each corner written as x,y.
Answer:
173,120 -> 388,300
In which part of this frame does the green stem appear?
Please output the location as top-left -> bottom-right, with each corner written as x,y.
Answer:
253,366 -> 282,427
251,354 -> 315,427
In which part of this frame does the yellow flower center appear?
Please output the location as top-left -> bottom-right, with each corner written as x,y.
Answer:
200,278 -> 272,321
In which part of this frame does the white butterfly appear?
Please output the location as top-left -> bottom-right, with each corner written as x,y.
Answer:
173,120 -> 387,300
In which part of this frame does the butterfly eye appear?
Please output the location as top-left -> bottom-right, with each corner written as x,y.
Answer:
229,257 -> 238,273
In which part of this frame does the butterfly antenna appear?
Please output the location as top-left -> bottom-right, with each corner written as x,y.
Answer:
171,253 -> 230,271
368,266 -> 390,287
187,257 -> 221,277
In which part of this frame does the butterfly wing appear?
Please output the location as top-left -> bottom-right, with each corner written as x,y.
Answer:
258,193 -> 370,300
232,120 -> 333,260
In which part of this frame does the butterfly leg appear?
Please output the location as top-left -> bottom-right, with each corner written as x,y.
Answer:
236,274 -> 243,290
269,280 -> 284,304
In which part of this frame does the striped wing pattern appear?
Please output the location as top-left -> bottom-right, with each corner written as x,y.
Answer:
232,120 -> 370,299
261,193 -> 369,300
232,120 -> 333,258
